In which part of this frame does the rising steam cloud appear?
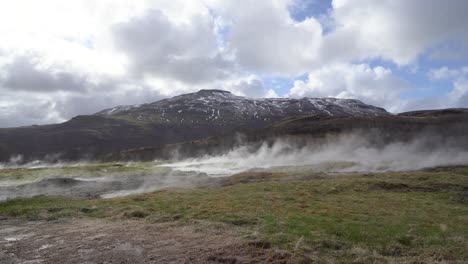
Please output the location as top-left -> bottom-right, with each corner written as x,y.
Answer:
2,132 -> 468,200
165,133 -> 468,175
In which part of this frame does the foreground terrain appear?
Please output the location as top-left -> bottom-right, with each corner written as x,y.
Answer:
0,164 -> 467,263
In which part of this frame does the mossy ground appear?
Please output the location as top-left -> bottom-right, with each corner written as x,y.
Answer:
0,165 -> 467,263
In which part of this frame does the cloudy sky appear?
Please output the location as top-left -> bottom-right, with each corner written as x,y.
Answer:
0,0 -> 467,127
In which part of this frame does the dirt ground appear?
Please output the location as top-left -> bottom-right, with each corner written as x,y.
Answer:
0,218 -> 293,264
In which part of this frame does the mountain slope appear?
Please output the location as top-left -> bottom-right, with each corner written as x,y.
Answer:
109,108 -> 468,161
0,90 -> 389,163
96,89 -> 388,126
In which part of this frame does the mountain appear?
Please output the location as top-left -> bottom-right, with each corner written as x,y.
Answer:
110,108 -> 468,161
0,90 -> 389,163
96,89 -> 388,125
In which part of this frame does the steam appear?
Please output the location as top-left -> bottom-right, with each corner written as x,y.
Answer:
0,155 -> 24,169
0,156 -> 76,170
164,133 -> 468,175
2,132 -> 468,201
0,163 -> 211,201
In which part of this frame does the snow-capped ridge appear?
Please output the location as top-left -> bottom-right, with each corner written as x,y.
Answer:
95,89 -> 389,124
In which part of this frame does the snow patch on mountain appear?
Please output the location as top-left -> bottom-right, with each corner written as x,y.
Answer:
95,90 -> 388,123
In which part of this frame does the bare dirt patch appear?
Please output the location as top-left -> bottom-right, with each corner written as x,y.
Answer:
0,218 -> 292,264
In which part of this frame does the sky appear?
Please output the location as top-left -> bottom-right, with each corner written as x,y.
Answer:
0,0 -> 467,127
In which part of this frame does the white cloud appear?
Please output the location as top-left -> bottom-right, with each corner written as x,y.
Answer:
403,66 -> 468,111
112,8 -> 232,84
322,0 -> 468,65
209,0 -> 468,73
429,66 -> 468,80
0,0 -> 467,126
209,0 -> 323,76
222,75 -> 278,98
0,0 -> 276,126
0,91 -> 65,127
450,79 -> 468,105
289,63 -> 408,112
430,66 -> 468,108
1,56 -> 89,92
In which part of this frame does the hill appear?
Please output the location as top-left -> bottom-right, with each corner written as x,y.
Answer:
110,108 -> 468,161
0,90 -> 389,163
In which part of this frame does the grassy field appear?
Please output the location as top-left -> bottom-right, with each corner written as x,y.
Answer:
0,165 -> 467,263
0,162 -> 168,185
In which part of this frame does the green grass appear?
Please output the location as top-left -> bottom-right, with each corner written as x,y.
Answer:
0,162 -> 168,184
1,166 -> 467,262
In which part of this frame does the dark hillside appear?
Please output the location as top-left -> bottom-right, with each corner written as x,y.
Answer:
0,90 -> 389,163
109,109 -> 468,161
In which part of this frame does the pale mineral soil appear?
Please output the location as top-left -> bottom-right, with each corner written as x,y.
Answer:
0,218 -> 289,264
